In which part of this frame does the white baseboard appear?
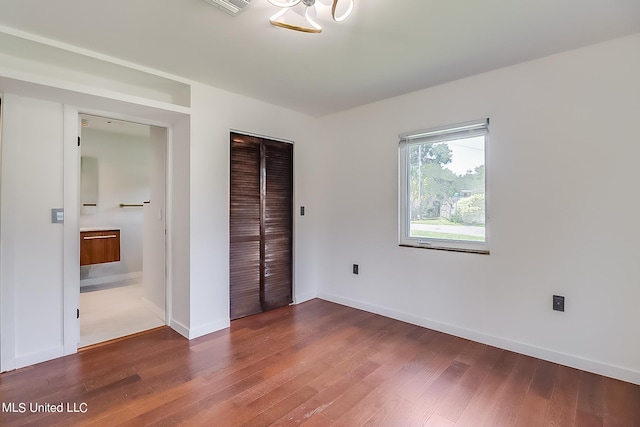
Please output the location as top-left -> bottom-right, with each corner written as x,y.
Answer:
15,345 -> 64,369
293,291 -> 316,305
188,319 -> 230,339
142,298 -> 165,322
318,292 -> 640,386
80,271 -> 143,288
170,319 -> 190,339
170,318 -> 230,340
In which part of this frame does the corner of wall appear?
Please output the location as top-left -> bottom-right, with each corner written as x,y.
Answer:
170,317 -> 230,340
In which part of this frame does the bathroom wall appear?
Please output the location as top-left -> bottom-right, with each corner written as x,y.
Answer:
79,126 -> 151,284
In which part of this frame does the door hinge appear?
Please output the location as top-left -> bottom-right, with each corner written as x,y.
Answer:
77,308 -> 80,319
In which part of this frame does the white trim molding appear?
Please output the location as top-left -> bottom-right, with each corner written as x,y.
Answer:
318,292 -> 640,386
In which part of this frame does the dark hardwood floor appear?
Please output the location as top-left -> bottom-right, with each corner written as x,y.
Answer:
1,299 -> 638,426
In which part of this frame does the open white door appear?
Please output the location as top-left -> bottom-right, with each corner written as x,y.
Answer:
142,126 -> 167,321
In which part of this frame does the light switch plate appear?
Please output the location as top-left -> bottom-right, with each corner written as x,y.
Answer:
51,208 -> 64,223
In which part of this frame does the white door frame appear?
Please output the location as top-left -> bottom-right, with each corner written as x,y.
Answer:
0,80 -> 187,371
63,107 -> 173,356
62,105 -> 81,354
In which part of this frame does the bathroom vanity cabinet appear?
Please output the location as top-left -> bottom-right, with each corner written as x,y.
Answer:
80,229 -> 121,266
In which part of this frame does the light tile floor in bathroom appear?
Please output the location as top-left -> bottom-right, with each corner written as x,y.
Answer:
80,280 -> 165,348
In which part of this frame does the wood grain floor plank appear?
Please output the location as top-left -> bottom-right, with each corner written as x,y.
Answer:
510,356 -> 559,427
182,308 -> 389,426
435,343 -> 502,423
331,375 -> 415,426
454,349 -> 517,427
482,353 -> 538,426
603,376 -> 640,427
361,393 -> 407,426
543,364 -> 581,427
375,333 -> 468,406
425,413 -> 456,427
575,370 -> 604,427
77,377 -> 209,426
528,358 -> 558,400
410,358 -> 470,423
1,299 -> 638,427
197,361 -> 333,426
322,334 -> 425,423
270,359 -> 380,426
298,412 -> 335,427
372,395 -> 430,427
514,392 -> 549,427
241,385 -> 318,427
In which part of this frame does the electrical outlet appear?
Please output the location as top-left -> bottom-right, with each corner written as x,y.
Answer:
352,264 -> 359,275
553,295 -> 565,312
300,206 -> 305,216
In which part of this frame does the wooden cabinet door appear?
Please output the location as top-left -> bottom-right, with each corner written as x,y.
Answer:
229,134 -> 293,320
80,230 -> 121,266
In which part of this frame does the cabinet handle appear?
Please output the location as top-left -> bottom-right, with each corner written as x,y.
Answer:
83,235 -> 117,240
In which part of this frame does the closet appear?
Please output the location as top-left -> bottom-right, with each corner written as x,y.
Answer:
229,132 -> 293,320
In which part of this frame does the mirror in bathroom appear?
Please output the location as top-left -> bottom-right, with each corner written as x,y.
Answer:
81,156 -> 98,214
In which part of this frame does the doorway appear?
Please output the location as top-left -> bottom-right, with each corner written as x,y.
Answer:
78,114 -> 167,347
229,132 -> 293,320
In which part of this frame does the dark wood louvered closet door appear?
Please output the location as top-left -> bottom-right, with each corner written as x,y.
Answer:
262,141 -> 293,311
229,133 -> 293,320
230,135 -> 262,319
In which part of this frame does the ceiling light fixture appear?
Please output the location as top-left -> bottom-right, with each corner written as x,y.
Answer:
201,0 -> 252,16
268,0 -> 354,34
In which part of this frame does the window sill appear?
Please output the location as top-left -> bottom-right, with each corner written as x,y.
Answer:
399,244 -> 490,255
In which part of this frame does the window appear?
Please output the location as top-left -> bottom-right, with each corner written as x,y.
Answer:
399,119 -> 489,253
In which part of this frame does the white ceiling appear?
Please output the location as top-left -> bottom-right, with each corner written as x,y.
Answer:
1,0 -> 639,117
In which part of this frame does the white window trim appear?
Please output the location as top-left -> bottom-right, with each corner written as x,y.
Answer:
398,118 -> 490,254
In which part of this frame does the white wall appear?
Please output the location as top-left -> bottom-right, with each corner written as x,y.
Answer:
0,81 -> 318,365
79,127 -> 151,282
0,51 -> 191,370
313,33 -> 640,384
183,82 -> 317,338
0,94 -> 65,368
4,23 -> 636,386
